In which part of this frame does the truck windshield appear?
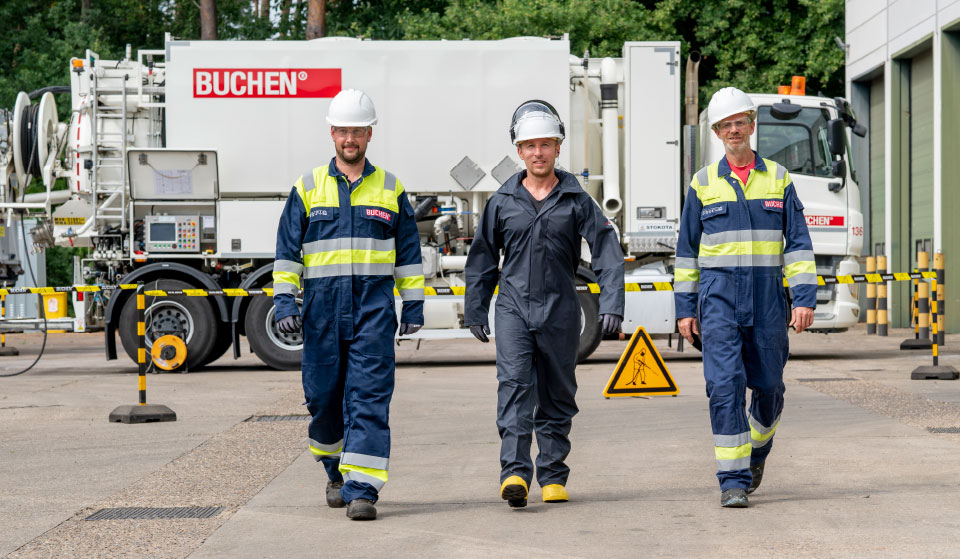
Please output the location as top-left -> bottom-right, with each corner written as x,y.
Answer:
757,106 -> 834,178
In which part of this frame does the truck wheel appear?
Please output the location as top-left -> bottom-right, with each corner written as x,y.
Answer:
118,279 -> 219,370
244,287 -> 302,370
576,290 -> 601,363
197,327 -> 233,368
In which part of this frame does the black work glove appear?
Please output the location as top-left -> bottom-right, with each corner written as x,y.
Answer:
469,325 -> 490,343
600,313 -> 622,336
276,315 -> 302,334
398,323 -> 422,336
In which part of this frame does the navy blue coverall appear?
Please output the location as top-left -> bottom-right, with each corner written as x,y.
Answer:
273,158 -> 425,504
674,153 -> 817,491
465,169 -> 624,488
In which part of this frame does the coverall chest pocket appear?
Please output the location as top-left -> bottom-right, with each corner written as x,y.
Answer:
357,206 -> 396,238
307,206 -> 339,238
543,204 -> 578,256
700,203 -> 728,234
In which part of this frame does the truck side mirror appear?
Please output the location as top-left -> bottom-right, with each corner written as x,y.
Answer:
827,119 -> 845,156
852,123 -> 867,137
831,159 -> 846,179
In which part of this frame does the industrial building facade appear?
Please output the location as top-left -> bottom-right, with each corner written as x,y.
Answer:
845,0 -> 960,329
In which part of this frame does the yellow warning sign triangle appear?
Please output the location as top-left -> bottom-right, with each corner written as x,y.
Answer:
603,326 -> 678,397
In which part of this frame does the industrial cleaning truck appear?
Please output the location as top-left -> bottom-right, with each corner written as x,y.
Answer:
0,35 -> 866,370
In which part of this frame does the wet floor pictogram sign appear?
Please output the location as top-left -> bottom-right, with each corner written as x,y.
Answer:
603,326 -> 678,397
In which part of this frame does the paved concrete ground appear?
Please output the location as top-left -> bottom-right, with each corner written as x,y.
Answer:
3,326 -> 960,557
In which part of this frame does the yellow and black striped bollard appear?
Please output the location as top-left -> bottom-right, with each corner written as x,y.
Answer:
866,256 -> 876,335
911,276 -> 959,379
108,283 -> 177,424
0,292 -> 19,356
936,252 -> 945,347
877,255 -> 889,337
903,252 -> 933,350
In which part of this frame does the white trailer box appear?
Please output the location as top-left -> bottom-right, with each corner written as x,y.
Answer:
164,38 -> 572,196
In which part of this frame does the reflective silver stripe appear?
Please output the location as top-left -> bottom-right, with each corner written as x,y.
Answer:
775,163 -> 787,180
304,262 -> 395,278
302,237 -> 396,254
398,287 -> 425,301
383,171 -> 398,191
717,457 -> 751,471
699,254 -> 784,268
341,452 -> 389,471
302,169 -> 316,192
714,432 -> 750,447
695,167 -> 709,186
394,263 -> 424,278
673,280 -> 699,293
783,250 -> 815,265
701,229 -> 783,245
273,259 -> 304,275
273,282 -> 299,295
341,470 -> 386,490
749,414 -> 780,436
675,257 -> 699,270
787,273 -> 819,287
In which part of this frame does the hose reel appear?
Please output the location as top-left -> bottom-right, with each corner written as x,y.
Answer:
11,91 -> 59,195
151,334 -> 187,371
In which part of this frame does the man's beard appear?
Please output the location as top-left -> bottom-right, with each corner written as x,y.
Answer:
337,144 -> 366,165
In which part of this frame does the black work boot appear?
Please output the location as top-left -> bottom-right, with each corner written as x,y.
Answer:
720,488 -> 749,508
747,462 -> 765,495
326,481 -> 345,508
346,498 -> 377,520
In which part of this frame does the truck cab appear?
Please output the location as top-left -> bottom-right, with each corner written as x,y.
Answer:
699,94 -> 865,331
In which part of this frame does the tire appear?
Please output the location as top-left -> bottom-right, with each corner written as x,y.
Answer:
576,289 -> 601,363
197,326 -> 233,368
118,279 -> 219,370
244,285 -> 302,370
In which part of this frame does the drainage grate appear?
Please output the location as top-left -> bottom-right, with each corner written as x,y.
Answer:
247,414 -> 310,422
796,378 -> 858,383
85,506 -> 224,520
927,427 -> 960,434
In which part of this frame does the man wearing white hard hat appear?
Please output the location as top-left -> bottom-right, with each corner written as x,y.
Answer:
272,89 -> 425,520
675,87 -> 816,507
465,100 -> 624,508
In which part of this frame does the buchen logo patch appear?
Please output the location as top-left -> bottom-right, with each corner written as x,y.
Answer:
763,200 -> 784,210
365,208 -> 392,223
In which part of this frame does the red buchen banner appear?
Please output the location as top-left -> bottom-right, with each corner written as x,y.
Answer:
805,215 -> 845,227
193,68 -> 341,98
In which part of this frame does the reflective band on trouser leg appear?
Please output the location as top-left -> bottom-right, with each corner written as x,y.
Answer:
749,414 -> 780,449
715,433 -> 752,472
339,452 -> 389,491
309,438 -> 343,461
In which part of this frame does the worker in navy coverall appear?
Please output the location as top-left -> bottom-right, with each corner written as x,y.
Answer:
465,100 -> 625,508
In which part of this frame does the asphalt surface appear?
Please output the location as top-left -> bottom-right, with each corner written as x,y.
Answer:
3,327 -> 960,557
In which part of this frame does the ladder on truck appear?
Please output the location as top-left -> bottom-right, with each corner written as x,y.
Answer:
85,48 -> 166,243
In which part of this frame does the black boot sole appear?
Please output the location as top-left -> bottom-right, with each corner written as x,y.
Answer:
501,484 -> 528,508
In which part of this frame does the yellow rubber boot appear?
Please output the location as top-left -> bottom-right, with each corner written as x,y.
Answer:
542,484 -> 568,503
500,475 -> 528,508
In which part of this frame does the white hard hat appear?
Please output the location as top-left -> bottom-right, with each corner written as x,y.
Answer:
707,87 -> 756,129
326,89 -> 378,127
510,100 -> 565,145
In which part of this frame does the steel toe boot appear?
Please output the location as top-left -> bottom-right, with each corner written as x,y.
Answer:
346,498 -> 377,520
326,481 -> 345,508
720,488 -> 749,508
541,484 -> 568,503
500,475 -> 528,508
747,462 -> 765,494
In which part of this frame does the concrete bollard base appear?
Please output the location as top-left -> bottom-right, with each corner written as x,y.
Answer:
911,365 -> 960,380
901,338 -> 934,350
109,404 -> 177,424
